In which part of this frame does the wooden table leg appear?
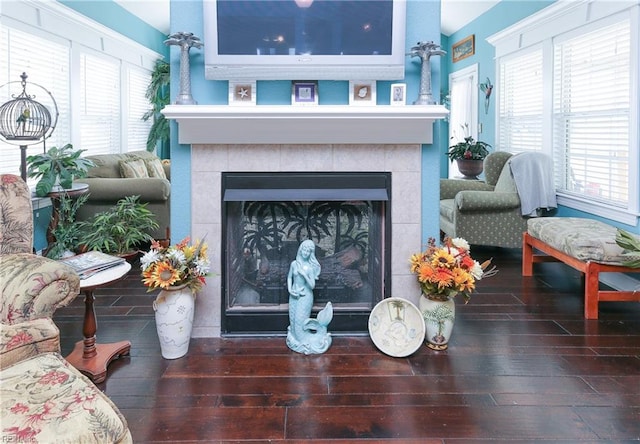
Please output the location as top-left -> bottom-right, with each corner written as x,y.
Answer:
65,289 -> 131,384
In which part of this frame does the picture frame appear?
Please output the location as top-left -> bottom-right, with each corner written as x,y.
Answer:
349,80 -> 376,106
452,35 -> 475,63
291,81 -> 319,106
390,83 -> 406,106
228,81 -> 256,106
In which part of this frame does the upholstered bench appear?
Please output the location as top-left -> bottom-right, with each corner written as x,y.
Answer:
523,217 -> 640,319
1,352 -> 132,443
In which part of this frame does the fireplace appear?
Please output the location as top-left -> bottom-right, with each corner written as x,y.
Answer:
163,104 -> 448,337
222,172 -> 391,334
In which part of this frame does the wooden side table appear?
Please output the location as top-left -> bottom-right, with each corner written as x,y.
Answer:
65,261 -> 132,383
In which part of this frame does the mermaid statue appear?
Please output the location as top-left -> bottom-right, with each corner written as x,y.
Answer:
286,240 -> 333,354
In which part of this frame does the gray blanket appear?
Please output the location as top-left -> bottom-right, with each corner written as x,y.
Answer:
508,152 -> 557,216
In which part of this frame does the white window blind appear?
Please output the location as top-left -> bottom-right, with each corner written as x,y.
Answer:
126,67 -> 152,152
79,53 -> 121,156
553,20 -> 630,207
0,26 -> 70,182
498,48 -> 543,154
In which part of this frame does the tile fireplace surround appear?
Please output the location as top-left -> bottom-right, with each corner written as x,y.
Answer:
163,105 -> 448,337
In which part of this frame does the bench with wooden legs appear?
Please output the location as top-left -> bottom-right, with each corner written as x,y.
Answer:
522,218 -> 640,319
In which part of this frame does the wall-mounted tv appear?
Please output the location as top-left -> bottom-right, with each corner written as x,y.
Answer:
203,0 -> 406,80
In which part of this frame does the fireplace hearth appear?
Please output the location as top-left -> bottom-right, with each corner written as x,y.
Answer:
222,172 -> 391,334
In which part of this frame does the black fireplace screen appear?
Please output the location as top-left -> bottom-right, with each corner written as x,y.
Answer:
222,172 -> 391,335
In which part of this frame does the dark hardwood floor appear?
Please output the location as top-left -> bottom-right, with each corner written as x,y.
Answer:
53,246 -> 640,443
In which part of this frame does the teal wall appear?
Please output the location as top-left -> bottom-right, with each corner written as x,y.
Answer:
168,0 -> 444,244
58,0 -> 168,55
441,0 -> 640,234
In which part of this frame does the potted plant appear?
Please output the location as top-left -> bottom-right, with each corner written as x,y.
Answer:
79,195 -> 159,258
26,143 -> 95,197
446,125 -> 491,179
45,193 -> 88,260
143,59 -> 170,155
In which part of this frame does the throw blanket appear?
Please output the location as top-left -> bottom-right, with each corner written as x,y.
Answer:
509,152 -> 557,216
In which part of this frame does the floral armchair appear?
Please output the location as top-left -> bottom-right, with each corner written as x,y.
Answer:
440,151 -> 529,248
0,174 -> 132,443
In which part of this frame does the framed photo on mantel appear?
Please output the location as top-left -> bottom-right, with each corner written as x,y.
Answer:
229,81 -> 256,106
291,81 -> 319,106
349,80 -> 376,106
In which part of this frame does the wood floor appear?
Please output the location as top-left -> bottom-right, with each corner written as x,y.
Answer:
53,246 -> 640,443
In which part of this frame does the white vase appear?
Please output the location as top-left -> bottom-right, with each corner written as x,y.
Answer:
419,294 -> 456,351
153,285 -> 195,359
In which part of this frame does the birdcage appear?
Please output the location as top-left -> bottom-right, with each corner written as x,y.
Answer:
0,72 -> 58,180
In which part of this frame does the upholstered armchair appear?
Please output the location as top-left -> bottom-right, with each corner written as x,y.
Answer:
1,174 -> 132,443
440,151 -> 529,248
0,174 -> 80,366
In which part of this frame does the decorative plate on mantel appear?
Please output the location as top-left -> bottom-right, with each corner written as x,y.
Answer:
368,297 -> 426,357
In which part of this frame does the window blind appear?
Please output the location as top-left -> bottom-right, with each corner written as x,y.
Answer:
0,26 -> 70,182
126,68 -> 152,153
79,53 -> 121,156
553,20 -> 630,207
498,48 -> 543,154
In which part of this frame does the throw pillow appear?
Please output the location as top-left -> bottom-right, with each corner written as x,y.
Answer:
119,159 -> 149,178
145,158 -> 167,179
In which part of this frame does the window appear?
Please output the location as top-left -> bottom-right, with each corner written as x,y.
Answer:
0,26 -> 71,180
490,2 -> 638,224
498,48 -> 543,154
79,52 -> 121,156
553,20 -> 630,207
0,2 -> 160,183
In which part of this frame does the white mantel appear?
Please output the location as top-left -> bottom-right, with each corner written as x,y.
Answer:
163,105 -> 449,145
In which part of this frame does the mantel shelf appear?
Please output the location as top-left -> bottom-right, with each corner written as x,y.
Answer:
163,105 -> 449,144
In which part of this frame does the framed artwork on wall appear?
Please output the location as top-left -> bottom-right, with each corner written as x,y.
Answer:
228,81 -> 256,105
291,81 -> 319,106
452,35 -> 475,63
349,80 -> 376,105
390,83 -> 406,106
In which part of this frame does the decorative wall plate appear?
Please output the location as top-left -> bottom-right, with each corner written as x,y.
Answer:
368,297 -> 425,357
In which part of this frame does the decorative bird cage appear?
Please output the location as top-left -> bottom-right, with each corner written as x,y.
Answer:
0,72 -> 58,180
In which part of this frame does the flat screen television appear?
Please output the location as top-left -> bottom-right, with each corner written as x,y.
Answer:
203,0 -> 407,80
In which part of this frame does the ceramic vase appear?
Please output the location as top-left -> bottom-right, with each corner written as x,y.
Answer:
419,294 -> 455,350
153,285 -> 195,359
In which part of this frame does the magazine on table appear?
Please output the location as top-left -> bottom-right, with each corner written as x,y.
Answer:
59,251 -> 126,280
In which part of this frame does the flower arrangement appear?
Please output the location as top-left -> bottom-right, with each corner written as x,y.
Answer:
140,237 -> 210,292
409,237 -> 497,303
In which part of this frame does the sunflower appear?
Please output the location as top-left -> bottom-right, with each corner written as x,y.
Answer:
143,262 -> 181,289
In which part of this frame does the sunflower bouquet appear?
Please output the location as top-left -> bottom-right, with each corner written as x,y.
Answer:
409,237 -> 497,303
140,237 -> 210,292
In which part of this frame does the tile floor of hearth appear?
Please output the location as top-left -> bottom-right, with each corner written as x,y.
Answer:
53,246 -> 640,443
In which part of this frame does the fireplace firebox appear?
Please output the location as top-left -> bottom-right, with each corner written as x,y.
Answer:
222,172 -> 391,335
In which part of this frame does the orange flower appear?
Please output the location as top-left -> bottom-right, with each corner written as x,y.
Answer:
410,236 -> 496,303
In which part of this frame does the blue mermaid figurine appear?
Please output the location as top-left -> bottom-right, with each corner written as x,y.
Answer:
286,240 -> 333,354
